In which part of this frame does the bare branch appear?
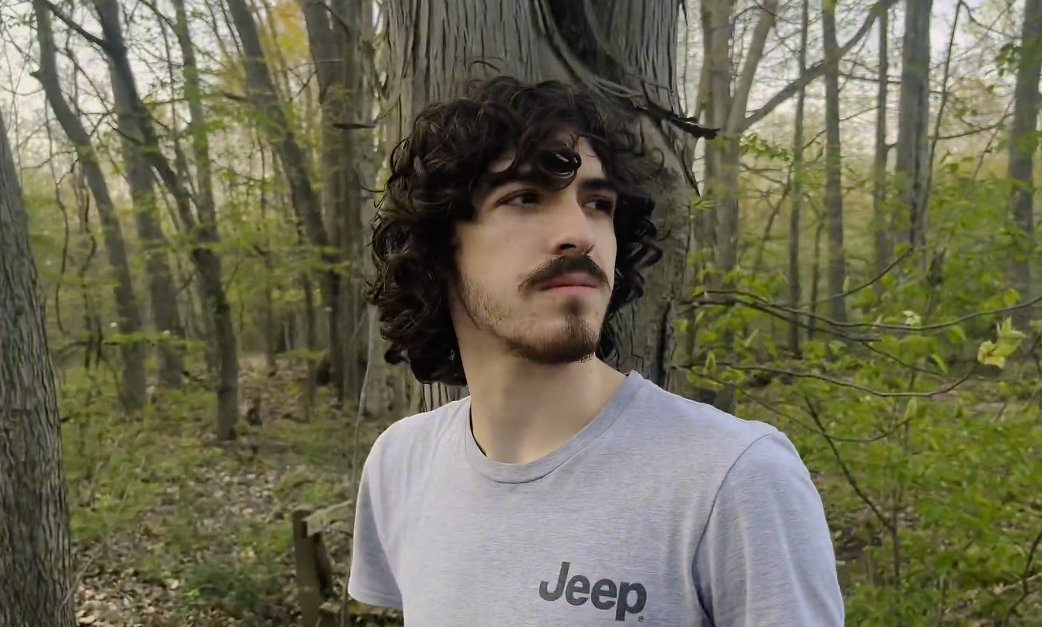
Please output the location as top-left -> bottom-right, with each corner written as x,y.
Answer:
38,0 -> 109,51
727,0 -> 780,133
741,0 -> 898,131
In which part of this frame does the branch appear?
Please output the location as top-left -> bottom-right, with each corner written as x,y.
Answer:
741,0 -> 898,131
695,288 -> 1042,333
704,371 -> 919,445
714,362 -> 970,399
802,394 -> 895,535
727,0 -> 780,133
38,0 -> 109,52
1000,523 -> 1042,626
806,248 -> 914,306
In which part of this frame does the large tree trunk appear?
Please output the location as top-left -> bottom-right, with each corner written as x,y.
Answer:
107,56 -> 186,390
822,0 -> 848,324
894,0 -> 933,257
381,0 -> 697,415
788,0 -> 810,356
1006,0 -> 1042,331
0,108 -> 77,627
31,5 -> 147,412
225,0 -> 345,399
872,6 -> 891,295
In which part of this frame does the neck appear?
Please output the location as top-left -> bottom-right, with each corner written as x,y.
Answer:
462,353 -> 628,464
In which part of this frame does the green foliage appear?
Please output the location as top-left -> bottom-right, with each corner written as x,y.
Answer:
687,116 -> 1042,624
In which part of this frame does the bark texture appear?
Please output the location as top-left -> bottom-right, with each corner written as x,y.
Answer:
0,108 -> 77,627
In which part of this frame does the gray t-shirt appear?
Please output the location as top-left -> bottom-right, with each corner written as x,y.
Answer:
348,371 -> 844,626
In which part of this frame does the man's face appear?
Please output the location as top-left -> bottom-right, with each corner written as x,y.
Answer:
449,137 -> 618,365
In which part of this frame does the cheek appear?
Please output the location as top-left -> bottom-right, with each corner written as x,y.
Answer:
598,225 -> 619,281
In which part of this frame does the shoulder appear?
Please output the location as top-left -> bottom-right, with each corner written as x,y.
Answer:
362,397 -> 467,486
622,377 -> 786,473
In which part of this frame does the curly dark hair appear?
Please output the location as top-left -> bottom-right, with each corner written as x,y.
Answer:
367,76 -> 664,386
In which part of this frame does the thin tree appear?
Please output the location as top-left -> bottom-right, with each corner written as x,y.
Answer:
299,0 -> 371,401
894,0 -> 933,257
0,107 -> 77,627
225,0 -> 346,399
31,4 -> 148,412
1006,0 -> 1042,331
107,46 -> 186,389
822,0 -> 848,324
41,0 -> 243,438
788,0 -> 810,355
872,4 -> 891,294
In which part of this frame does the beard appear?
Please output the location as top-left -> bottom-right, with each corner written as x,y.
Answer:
457,277 -> 602,365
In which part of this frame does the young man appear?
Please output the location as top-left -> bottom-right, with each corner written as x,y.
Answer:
349,76 -> 844,626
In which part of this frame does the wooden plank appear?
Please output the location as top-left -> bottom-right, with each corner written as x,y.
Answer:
292,509 -> 339,627
303,499 -> 354,537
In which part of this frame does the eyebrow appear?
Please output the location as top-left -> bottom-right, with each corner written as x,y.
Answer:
476,171 -> 618,200
577,177 -> 618,195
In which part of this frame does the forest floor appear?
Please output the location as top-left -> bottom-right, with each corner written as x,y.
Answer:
63,355 -> 401,627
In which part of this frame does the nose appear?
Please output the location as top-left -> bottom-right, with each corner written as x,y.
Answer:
547,194 -> 596,256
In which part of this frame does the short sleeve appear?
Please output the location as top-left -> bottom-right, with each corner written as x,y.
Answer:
347,441 -> 404,610
693,432 -> 844,627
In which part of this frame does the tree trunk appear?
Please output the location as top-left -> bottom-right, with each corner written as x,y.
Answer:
1006,0 -> 1042,331
225,0 -> 343,398
788,0 -> 810,356
381,0 -> 699,415
300,0 -> 369,403
302,267 -> 318,421
107,54 -> 186,389
91,0 -> 239,438
699,0 -> 778,413
169,0 -> 241,437
701,0 -> 739,282
808,220 -> 824,341
873,7 -> 891,295
822,0 -> 848,324
0,108 -> 77,627
894,0 -> 933,256
31,5 -> 147,412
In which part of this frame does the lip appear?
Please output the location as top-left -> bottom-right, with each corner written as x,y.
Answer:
539,273 -> 601,291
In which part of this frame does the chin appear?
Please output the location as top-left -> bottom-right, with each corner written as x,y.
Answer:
503,318 -> 602,365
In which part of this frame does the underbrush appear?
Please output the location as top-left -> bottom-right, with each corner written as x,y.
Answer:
60,359 -> 374,626
690,289 -> 1042,625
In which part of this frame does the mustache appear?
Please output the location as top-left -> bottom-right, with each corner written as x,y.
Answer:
520,255 -> 610,292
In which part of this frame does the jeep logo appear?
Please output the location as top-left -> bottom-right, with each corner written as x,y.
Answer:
539,561 -> 647,621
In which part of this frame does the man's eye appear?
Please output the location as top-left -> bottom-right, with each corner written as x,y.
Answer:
587,198 -> 616,213
506,191 -> 541,205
